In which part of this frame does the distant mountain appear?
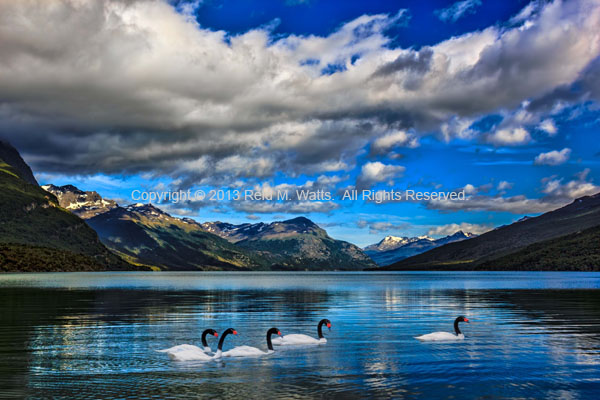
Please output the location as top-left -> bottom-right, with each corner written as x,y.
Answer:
205,217 -> 376,270
42,184 -> 118,219
383,194 -> 600,270
434,231 -> 477,246
87,203 -> 266,271
0,141 -> 133,272
364,235 -> 434,252
365,231 -> 475,266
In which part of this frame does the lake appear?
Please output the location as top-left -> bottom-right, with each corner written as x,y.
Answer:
1,271 -> 599,399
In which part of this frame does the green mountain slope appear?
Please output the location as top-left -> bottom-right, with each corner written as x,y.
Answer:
0,140 -> 38,185
383,193 -> 600,270
0,148 -> 134,272
86,204 -> 268,270
479,226 -> 600,271
235,217 -> 376,270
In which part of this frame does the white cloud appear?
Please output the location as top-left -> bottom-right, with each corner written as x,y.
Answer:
510,1 -> 542,25
233,200 -> 339,214
356,219 -> 410,234
427,170 -> 599,214
497,181 -> 514,191
440,116 -> 477,142
356,162 -> 405,189
371,130 -> 418,154
541,168 -> 597,198
435,0 -> 482,23
463,184 -> 478,195
215,155 -> 275,178
538,119 -> 558,136
488,127 -> 531,146
534,148 -> 571,166
427,222 -> 492,236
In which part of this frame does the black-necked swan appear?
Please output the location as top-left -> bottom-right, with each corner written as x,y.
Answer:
272,319 -> 331,345
157,328 -> 220,361
219,328 -> 282,357
415,316 -> 469,341
212,328 -> 239,358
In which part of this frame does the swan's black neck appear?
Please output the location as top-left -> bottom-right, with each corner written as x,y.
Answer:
217,330 -> 233,351
317,321 -> 325,339
317,319 -> 329,339
454,318 -> 462,335
201,330 -> 211,347
266,328 -> 279,351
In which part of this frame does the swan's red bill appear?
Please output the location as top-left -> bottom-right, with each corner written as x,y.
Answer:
327,323 -> 331,328
232,330 -> 238,335
213,332 -> 219,337
277,331 -> 282,336
464,318 -> 469,322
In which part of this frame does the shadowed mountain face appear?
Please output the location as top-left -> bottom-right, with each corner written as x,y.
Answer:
0,140 -> 38,186
0,141 -> 133,272
365,231 -> 475,266
478,225 -> 600,271
86,204 -> 267,271
384,194 -> 600,271
204,217 -> 376,271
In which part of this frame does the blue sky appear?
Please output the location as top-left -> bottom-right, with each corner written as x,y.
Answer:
1,0 -> 599,246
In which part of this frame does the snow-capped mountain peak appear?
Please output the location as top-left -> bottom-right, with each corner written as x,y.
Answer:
42,184 -> 118,219
364,235 -> 434,252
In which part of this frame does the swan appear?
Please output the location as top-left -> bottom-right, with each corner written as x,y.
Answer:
212,327 -> 239,358
272,319 -> 331,346
218,328 -> 282,358
157,329 -> 219,361
415,316 -> 469,341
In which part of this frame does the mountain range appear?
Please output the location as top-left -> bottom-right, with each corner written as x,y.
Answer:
2,139 -> 599,272
364,231 -> 476,266
381,194 -> 600,271
43,184 -> 375,271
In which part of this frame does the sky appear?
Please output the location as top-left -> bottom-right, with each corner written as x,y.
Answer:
1,0 -> 599,246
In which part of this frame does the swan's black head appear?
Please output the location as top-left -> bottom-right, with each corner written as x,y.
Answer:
319,319 -> 332,329
454,316 -> 469,335
201,328 -> 219,347
267,327 -> 282,337
203,329 -> 219,337
223,328 -> 238,336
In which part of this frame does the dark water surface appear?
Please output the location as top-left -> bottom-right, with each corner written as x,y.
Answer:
1,272 -> 599,399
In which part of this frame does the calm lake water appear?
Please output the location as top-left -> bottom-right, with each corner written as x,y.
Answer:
1,272 -> 600,399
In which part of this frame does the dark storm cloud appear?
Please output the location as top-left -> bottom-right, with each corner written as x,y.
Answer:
372,48 -> 433,77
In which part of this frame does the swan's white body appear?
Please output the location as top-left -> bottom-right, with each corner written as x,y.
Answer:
415,332 -> 465,341
272,334 -> 326,345
157,344 -> 214,361
219,346 -> 274,357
